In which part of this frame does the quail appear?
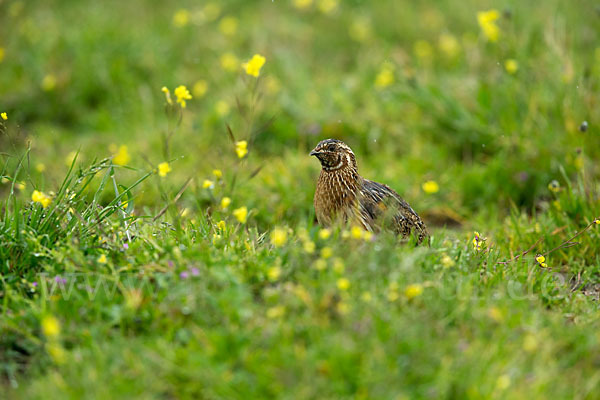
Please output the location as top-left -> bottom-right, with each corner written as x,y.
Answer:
310,139 -> 429,244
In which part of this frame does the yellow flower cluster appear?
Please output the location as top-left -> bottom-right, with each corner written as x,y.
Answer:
270,227 -> 288,247
112,145 -> 131,165
221,196 -> 231,209
422,180 -> 439,194
233,206 -> 248,223
235,140 -> 248,159
1,112 -> 7,120
242,54 -> 266,77
374,63 -> 394,89
32,190 -> 52,208
174,85 -> 192,108
472,231 -> 485,252
161,85 -> 192,108
41,315 -> 61,338
404,283 -> 424,300
202,179 -> 214,189
548,180 -> 560,193
477,9 -> 501,42
158,162 -> 171,177
504,59 -> 518,74
535,254 -> 547,268
438,33 -> 460,58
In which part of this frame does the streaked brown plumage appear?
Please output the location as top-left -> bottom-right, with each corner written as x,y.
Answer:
310,139 -> 429,244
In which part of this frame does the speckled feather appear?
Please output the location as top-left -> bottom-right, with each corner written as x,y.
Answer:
311,139 -> 429,244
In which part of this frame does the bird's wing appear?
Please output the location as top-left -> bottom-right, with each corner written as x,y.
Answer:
359,179 -> 429,242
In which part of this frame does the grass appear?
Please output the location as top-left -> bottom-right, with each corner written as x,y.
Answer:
1,0 -> 600,398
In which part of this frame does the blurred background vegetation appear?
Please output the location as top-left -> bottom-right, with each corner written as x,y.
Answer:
1,0 -> 597,222
2,0 -> 600,398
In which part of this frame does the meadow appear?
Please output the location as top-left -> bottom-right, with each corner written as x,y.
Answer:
1,0 -> 600,398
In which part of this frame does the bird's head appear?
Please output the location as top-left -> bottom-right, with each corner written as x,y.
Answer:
310,139 -> 357,171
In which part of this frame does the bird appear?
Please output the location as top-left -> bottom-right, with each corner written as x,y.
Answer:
310,139 -> 429,244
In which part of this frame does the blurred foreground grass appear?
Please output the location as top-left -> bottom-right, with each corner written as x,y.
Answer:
1,0 -> 600,398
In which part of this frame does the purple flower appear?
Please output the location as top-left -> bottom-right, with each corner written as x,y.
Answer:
190,267 -> 199,276
167,260 -> 175,268
123,243 -> 129,250
32,282 -> 38,287
179,271 -> 189,279
54,276 -> 67,285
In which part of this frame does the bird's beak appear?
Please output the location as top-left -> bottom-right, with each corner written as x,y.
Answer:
309,149 -> 321,157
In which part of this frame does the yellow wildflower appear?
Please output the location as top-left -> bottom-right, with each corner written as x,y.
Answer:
270,227 -> 288,247
41,315 -> 60,338
41,74 -> 56,91
293,0 -> 312,9
220,52 -> 239,72
441,254 -> 455,268
303,240 -> 316,254
32,190 -> 51,208
349,17 -> 371,42
336,302 -> 350,315
174,85 -> 192,108
336,277 -> 350,291
16,181 -> 25,191
595,218 -> 600,225
219,16 -> 238,36
232,206 -> 248,223
523,334 -> 539,353
472,231 -> 485,252
46,343 -> 67,364
318,0 -> 338,14
36,163 -> 46,172
477,9 -> 501,42
548,180 -> 560,193
215,100 -> 230,117
404,283 -> 424,299
158,162 -> 171,177
438,33 -> 460,58
217,220 -> 226,231
487,306 -> 504,322
235,140 -> 248,159
535,254 -> 547,268
267,266 -> 281,281
374,64 -> 394,89
242,54 -> 266,77
414,40 -> 433,60
221,197 -> 231,209
112,145 -> 131,165
332,258 -> 345,273
320,246 -> 333,259
173,9 -> 190,27
350,225 -> 363,239
202,3 -> 221,21
161,86 -> 173,105
202,179 -> 214,189
496,374 -> 511,390
193,80 -> 208,98
422,180 -> 439,194
313,258 -> 327,270
213,169 -> 222,179
504,59 -> 518,74
266,305 -> 285,319
97,254 -> 107,264
318,228 -> 331,240
1,112 -> 7,120
363,231 -> 374,242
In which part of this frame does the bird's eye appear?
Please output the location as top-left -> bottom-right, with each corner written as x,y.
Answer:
327,145 -> 336,152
